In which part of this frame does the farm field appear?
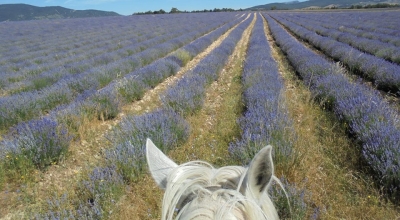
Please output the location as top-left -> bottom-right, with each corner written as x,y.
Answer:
0,9 -> 399,219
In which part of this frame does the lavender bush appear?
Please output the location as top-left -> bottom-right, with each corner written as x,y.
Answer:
76,166 -> 124,219
91,91 -> 122,121
0,117 -> 72,170
34,193 -> 75,220
269,176 -> 308,219
105,109 -> 190,182
34,166 -> 124,219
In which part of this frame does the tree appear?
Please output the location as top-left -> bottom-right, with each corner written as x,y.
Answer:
153,9 -> 166,14
170,7 -> 180,13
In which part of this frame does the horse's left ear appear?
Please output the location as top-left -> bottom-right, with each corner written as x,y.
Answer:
146,138 -> 178,189
243,145 -> 274,200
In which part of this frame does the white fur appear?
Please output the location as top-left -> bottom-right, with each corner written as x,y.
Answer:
146,138 -> 286,220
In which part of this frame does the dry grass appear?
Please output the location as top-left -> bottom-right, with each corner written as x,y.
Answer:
263,14 -> 400,219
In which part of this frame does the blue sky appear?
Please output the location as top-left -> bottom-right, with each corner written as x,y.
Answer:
0,0 -> 301,15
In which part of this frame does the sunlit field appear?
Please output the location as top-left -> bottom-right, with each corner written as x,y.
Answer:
0,9 -> 399,219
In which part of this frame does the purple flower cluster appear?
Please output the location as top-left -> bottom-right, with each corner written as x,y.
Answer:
105,109 -> 190,182
269,14 -> 400,94
76,166 -> 124,219
34,193 -> 75,219
162,14 -> 253,116
265,14 -> 400,200
269,176 -> 308,219
34,166 -> 124,219
0,117 -> 72,169
229,15 -> 294,166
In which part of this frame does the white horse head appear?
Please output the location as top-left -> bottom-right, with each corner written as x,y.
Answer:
146,138 -> 287,220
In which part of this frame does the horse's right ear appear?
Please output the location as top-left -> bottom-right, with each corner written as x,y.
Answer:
146,138 -> 178,189
243,145 -> 274,201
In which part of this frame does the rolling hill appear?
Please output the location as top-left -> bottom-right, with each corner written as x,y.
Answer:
0,3 -> 120,22
248,0 -> 400,10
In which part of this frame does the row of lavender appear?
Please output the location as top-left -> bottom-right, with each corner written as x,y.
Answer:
33,14 -> 253,218
0,14 -> 235,95
229,15 -> 294,165
276,13 -> 400,64
0,13 -> 243,131
293,11 -> 400,42
264,13 -> 400,200
291,12 -> 400,47
268,13 -> 400,94
302,11 -> 400,35
229,14 -> 306,218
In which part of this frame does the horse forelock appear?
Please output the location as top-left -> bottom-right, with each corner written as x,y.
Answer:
161,161 -> 278,220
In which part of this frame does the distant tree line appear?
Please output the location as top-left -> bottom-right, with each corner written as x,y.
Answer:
133,7 -> 241,15
349,3 -> 399,9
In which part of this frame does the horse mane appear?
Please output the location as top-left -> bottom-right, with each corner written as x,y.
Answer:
161,161 -> 280,220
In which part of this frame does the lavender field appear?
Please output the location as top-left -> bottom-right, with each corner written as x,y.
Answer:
0,10 -> 399,219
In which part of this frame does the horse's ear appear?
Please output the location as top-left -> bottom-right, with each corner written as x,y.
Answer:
243,145 -> 274,200
146,138 -> 178,189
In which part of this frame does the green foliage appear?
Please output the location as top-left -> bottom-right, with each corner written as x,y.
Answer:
174,49 -> 192,66
270,177 -> 308,219
0,163 -> 4,189
32,76 -> 57,90
2,152 -> 35,184
96,72 -> 114,88
75,166 -> 124,219
1,119 -> 72,186
117,80 -> 147,103
170,7 -> 180,13
349,3 -> 399,9
92,93 -> 121,121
